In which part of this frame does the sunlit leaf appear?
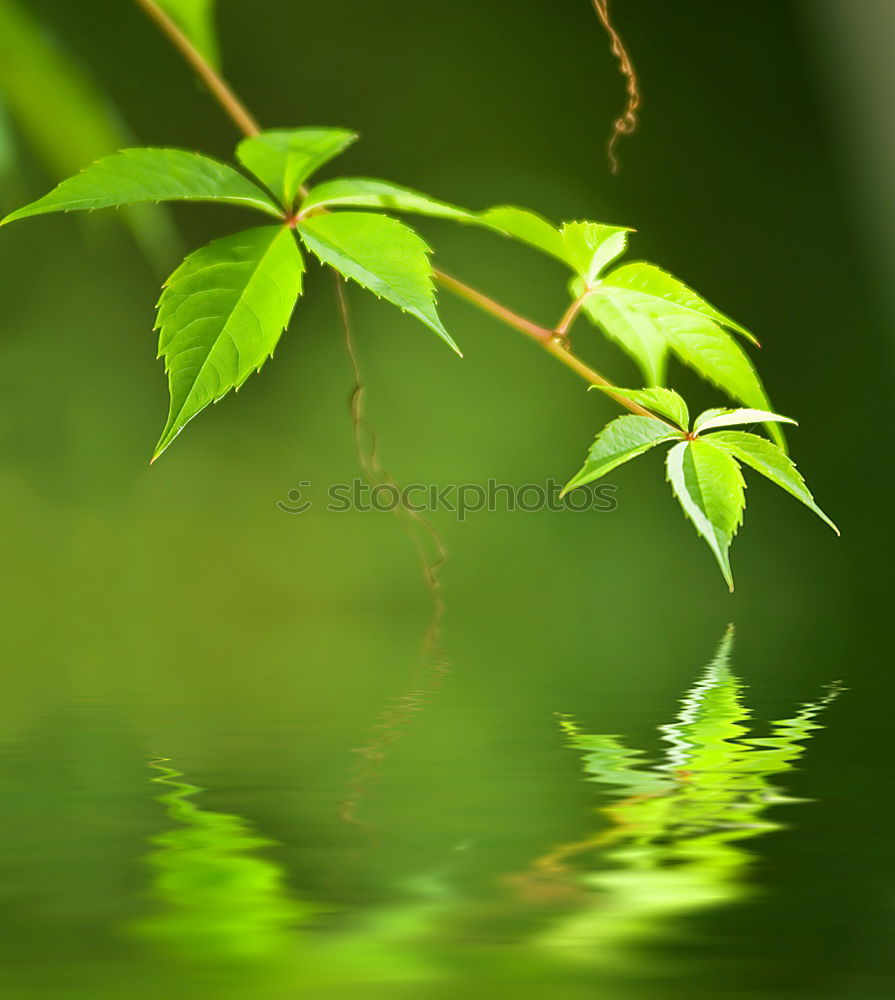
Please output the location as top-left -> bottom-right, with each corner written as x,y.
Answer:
481,205 -> 568,264
236,128 -> 356,210
1,148 -> 280,224
603,261 -> 755,342
575,276 -> 669,386
665,439 -> 745,590
154,225 -> 303,460
561,221 -> 630,284
579,261 -> 781,444
562,415 -> 682,495
694,408 -> 796,434
707,430 -> 838,533
299,210 -> 459,354
302,177 -> 477,223
665,322 -> 783,447
592,386 -> 689,430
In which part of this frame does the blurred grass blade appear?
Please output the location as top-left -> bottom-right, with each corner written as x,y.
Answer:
0,0 -> 180,267
155,0 -> 220,68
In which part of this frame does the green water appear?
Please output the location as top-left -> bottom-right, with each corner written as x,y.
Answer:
0,620 -> 884,999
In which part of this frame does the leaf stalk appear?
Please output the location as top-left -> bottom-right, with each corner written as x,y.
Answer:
433,268 -> 660,422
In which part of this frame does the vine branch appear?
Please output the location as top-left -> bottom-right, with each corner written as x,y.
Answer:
433,269 -> 659,421
135,0 -> 664,427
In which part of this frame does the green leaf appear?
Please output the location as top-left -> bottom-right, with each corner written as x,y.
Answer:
481,205 -> 568,264
562,415 -> 682,495
561,221 -> 630,284
665,439 -> 746,590
298,211 -> 459,354
301,177 -> 477,223
236,128 -> 356,210
1,148 -> 280,223
153,225 -> 304,460
694,407 -> 796,434
575,276 -> 669,386
666,325 -> 783,447
592,386 -> 689,430
706,430 -> 838,533
155,0 -> 219,67
603,261 -> 755,342
585,262 -> 782,446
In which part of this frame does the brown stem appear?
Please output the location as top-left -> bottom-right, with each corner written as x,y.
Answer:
555,288 -> 593,338
433,268 -> 553,343
134,0 -> 260,138
591,0 -> 641,173
434,269 -> 659,421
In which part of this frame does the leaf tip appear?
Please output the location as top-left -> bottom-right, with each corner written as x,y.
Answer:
151,430 -> 175,464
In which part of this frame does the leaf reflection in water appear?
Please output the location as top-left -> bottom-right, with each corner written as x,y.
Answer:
133,758 -> 455,987
132,759 -> 308,961
525,628 -> 840,960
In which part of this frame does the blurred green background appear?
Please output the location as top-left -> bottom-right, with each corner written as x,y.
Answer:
0,1 -> 892,998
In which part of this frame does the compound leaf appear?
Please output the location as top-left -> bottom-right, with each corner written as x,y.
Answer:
236,128 -> 356,210
667,324 -> 783,446
706,430 -> 838,533
561,221 -> 630,284
481,205 -> 568,264
299,210 -> 459,353
666,439 -> 746,590
588,262 -> 781,446
592,385 -> 689,430
154,225 -> 303,460
562,415 -> 682,495
1,147 -> 281,223
301,177 -> 477,223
